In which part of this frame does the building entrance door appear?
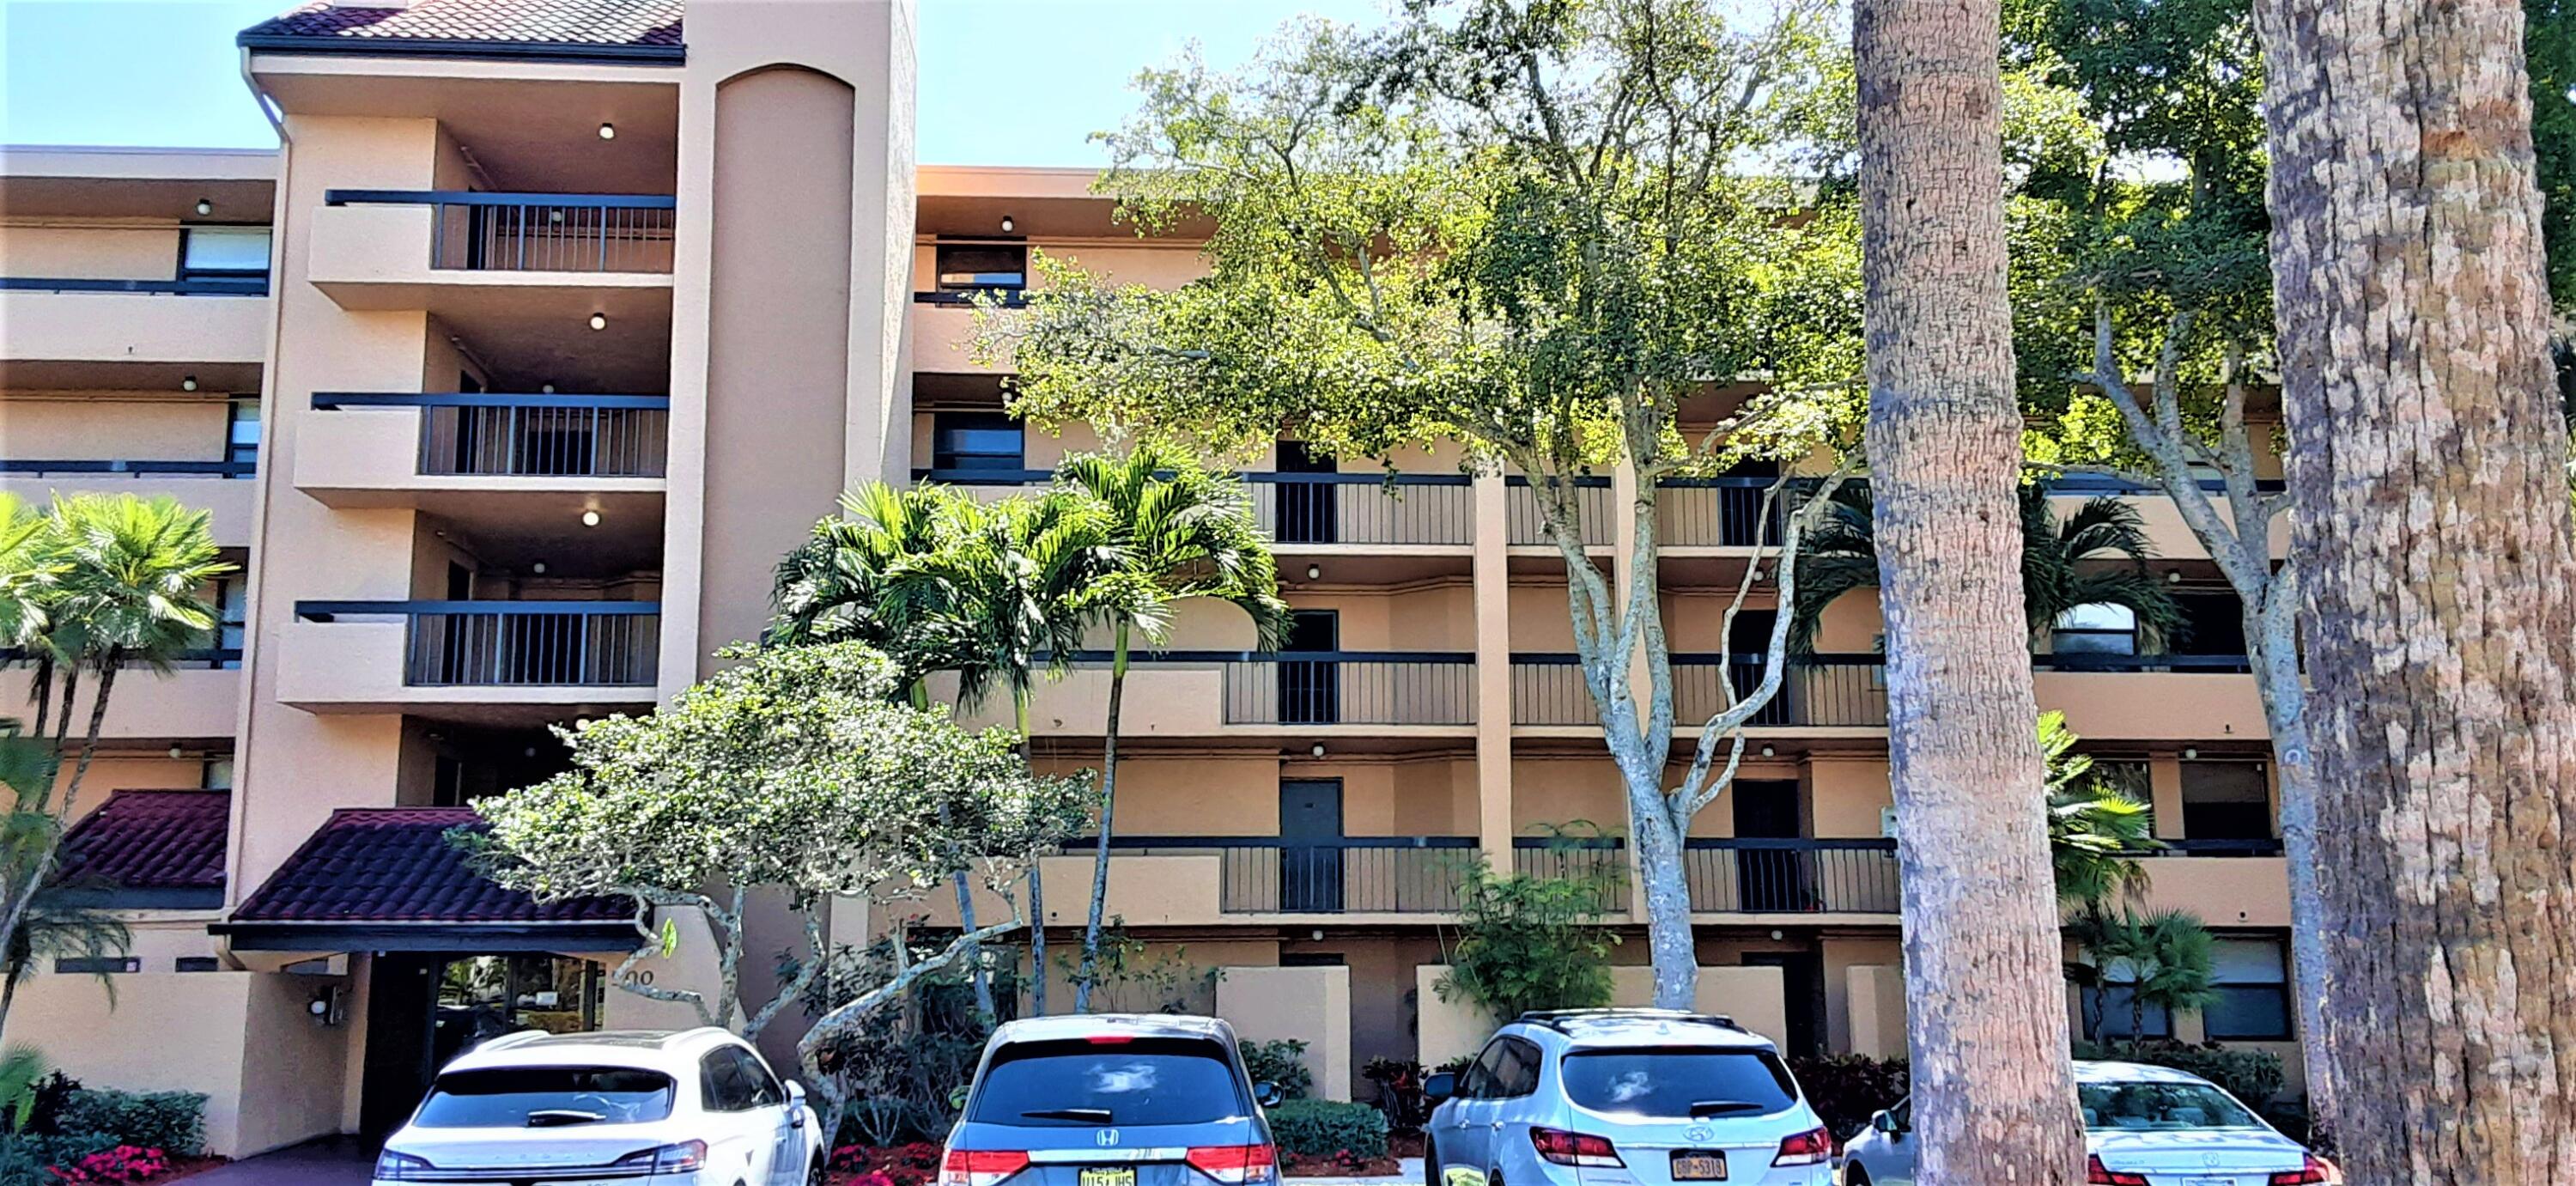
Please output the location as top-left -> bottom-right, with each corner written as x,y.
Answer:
1280,778 -> 1346,912
358,954 -> 441,1140
1732,779 -> 1807,911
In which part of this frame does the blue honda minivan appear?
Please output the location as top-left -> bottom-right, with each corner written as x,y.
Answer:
942,1015 -> 1286,1186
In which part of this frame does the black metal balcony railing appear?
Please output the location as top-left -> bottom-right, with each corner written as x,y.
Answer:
313,393 -> 671,478
324,191 -> 677,274
1096,835 -> 1479,914
1245,471 -> 1473,547
0,459 -> 255,478
0,276 -> 268,296
1512,836 -> 1629,912
1684,838 -> 1901,914
295,600 -> 658,688
2030,653 -> 2258,674
1655,476 -> 1783,548
1510,654 -> 1890,727
1217,651 -> 1477,726
1504,475 -> 1614,547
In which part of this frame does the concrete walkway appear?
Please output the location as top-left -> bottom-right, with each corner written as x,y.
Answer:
181,1137 -> 376,1184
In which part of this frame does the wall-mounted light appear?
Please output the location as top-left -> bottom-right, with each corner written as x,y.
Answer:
2183,746 -> 2199,760
1305,563 -> 1321,581
2166,569 -> 2184,584
540,383 -> 557,393
580,509 -> 602,527
180,375 -> 198,392
194,198 -> 213,216
531,561 -> 548,575
1759,745 -> 1776,758
587,313 -> 608,331
1000,214 -> 1016,233
1309,742 -> 1326,758
168,745 -> 186,760
598,122 -> 617,141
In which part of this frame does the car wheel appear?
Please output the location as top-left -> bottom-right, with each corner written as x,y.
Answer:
1423,1141 -> 1439,1186
811,1158 -> 829,1186
1842,1163 -> 1871,1186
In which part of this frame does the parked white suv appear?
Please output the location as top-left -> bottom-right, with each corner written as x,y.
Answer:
1425,1009 -> 1834,1186
372,1027 -> 823,1186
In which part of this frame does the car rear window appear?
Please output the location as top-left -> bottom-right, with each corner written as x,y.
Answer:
412,1066 -> 677,1128
1560,1047 -> 1801,1118
969,1037 -> 1248,1127
2079,1081 -> 2262,1130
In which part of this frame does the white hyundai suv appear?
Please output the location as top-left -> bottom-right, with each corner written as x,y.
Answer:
372,1027 -> 823,1186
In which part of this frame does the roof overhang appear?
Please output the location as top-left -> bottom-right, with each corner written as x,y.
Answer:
238,33 -> 683,67
210,919 -> 635,952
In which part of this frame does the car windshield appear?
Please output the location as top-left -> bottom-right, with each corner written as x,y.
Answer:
969,1037 -> 1247,1128
1559,1047 -> 1801,1118
412,1066 -> 676,1128
2080,1081 -> 2263,1130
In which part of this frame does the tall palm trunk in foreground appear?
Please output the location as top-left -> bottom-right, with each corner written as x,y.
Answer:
2256,0 -> 2576,1174
1852,0 -> 2085,1177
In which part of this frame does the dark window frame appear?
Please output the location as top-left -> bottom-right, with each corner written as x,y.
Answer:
2202,938 -> 2294,1041
930,411 -> 1026,472
179,226 -> 274,282
54,956 -> 141,975
934,241 -> 1030,294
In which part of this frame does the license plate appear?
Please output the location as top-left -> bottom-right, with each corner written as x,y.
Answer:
2182,1178 -> 2236,1186
1669,1152 -> 1728,1181
1082,1168 -> 1139,1186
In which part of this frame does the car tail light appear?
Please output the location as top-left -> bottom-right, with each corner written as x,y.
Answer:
610,1140 -> 708,1175
943,1149 -> 1033,1186
2086,1153 -> 2149,1186
2271,1153 -> 2342,1184
371,1151 -> 435,1182
1187,1144 -> 1279,1184
1773,1125 -> 1832,1166
1529,1128 -> 1624,1168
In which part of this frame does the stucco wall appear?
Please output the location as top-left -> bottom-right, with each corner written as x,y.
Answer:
1218,965 -> 1352,1101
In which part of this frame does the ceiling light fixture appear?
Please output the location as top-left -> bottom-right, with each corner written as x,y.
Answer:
580,509 -> 602,527
2183,746 -> 2199,760
1309,743 -> 1326,758
193,198 -> 212,216
531,561 -> 548,575
598,123 -> 617,140
180,375 -> 198,392
1759,745 -> 1776,757
1000,214 -> 1016,233
587,313 -> 608,331
2166,569 -> 2184,584
1306,564 -> 1321,580
168,745 -> 186,760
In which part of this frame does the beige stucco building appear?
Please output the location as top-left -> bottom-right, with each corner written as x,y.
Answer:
1,0 -> 2310,1156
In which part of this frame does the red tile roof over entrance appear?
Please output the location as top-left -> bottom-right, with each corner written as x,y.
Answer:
232,806 -> 630,925
241,0 -> 683,52
52,791 -> 230,891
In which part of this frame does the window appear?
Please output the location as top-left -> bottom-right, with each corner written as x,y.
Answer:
226,399 -> 261,473
2087,956 -> 2175,1041
701,1047 -> 784,1112
414,1067 -> 675,1128
2181,762 -> 2273,841
212,578 -> 246,667
1490,1037 -> 1542,1098
2051,603 -> 2139,656
2203,938 -> 2293,1040
1558,1047 -> 1801,1118
935,242 -> 1028,293
2078,1080 -> 2262,1131
180,228 -> 271,277
174,957 -> 221,973
54,957 -> 139,975
200,757 -> 233,790
931,411 -> 1024,473
1464,1039 -> 1511,1099
967,1037 -> 1248,1126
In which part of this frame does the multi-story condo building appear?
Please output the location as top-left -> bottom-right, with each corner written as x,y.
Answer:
0,0 -> 2307,1158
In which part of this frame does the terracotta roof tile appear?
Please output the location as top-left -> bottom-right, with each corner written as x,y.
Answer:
241,0 -> 683,52
231,806 -> 630,925
52,791 -> 231,891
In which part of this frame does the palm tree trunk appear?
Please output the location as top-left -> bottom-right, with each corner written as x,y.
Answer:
1075,619 -> 1130,1014
923,676 -> 997,1025
2257,0 -> 2576,1172
1854,0 -> 2085,1177
1018,688 -> 1047,1019
0,662 -> 114,1016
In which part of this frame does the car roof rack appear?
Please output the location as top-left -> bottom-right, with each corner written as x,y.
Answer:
1514,1008 -> 1744,1034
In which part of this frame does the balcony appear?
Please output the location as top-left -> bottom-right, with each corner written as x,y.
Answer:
306,192 -> 676,341
3,651 -> 240,743
1505,475 -> 1613,549
1247,471 -> 1473,550
1105,836 -> 1479,915
2032,654 -> 2269,740
1655,477 -> 1779,549
0,281 -> 269,386
1510,654 -> 1890,730
0,460 -> 258,548
279,600 -> 659,718
1685,838 -> 1902,915
297,393 -> 669,520
979,651 -> 1479,738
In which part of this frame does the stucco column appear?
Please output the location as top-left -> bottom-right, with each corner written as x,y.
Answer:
1473,471 -> 1514,864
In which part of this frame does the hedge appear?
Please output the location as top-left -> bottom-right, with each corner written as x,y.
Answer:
1786,1055 -> 1909,1140
54,1089 -> 209,1159
1266,1099 -> 1390,1159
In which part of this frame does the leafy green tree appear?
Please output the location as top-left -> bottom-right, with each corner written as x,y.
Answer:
1433,859 -> 1621,1023
1789,484 -> 2181,654
1050,447 -> 1288,1013
465,642 -> 1090,1138
979,0 -> 1863,1010
0,494 -> 228,1040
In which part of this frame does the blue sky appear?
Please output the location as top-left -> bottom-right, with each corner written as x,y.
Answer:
0,0 -> 1382,164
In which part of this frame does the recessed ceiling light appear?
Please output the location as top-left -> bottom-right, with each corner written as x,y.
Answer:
1000,214 -> 1016,233
180,375 -> 198,392
587,313 -> 607,331
1305,564 -> 1321,580
194,198 -> 212,216
1309,742 -> 1326,758
598,123 -> 617,140
580,509 -> 602,527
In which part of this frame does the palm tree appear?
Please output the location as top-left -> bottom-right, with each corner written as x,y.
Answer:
2075,909 -> 2218,1052
2039,710 -> 2159,913
0,495 -> 227,1039
1,892 -> 132,1026
1051,447 -> 1289,1013
1789,484 -> 2183,654
768,482 -> 979,701
908,490 -> 1119,1018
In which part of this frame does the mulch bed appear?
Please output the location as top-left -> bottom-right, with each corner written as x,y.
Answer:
155,1157 -> 234,1182
1284,1152 -> 1402,1178
1387,1132 -> 1425,1161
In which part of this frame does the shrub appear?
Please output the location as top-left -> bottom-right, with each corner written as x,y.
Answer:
42,1144 -> 167,1184
2073,1041 -> 2286,1109
0,1133 -> 122,1186
1433,859 -> 1619,1022
1266,1099 -> 1389,1159
1238,1039 -> 1314,1102
1785,1055 -> 1909,1140
53,1091 -> 205,1159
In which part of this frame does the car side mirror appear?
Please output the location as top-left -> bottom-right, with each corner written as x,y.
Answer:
1871,1110 -> 1899,1134
1423,1073 -> 1455,1102
1254,1081 -> 1285,1109
787,1080 -> 807,1126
